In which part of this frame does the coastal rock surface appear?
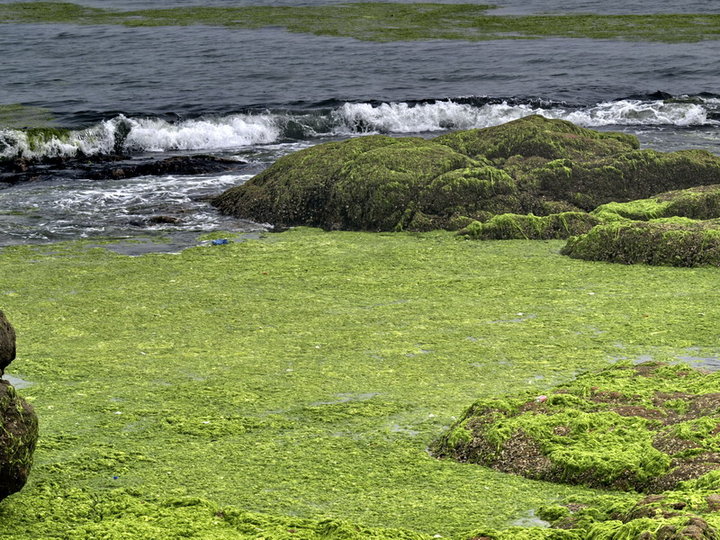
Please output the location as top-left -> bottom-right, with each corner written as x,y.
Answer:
0,153 -> 245,185
213,116 -> 720,232
435,362 -> 720,539
433,362 -> 720,492
0,312 -> 37,502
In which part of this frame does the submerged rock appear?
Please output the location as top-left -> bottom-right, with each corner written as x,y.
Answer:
0,310 -> 15,377
0,154 -> 245,184
213,116 -> 720,232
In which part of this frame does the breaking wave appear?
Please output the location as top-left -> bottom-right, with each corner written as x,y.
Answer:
1,97 -> 717,160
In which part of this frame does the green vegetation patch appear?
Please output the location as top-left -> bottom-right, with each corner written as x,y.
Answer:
593,184 -> 720,222
1,3 -> 720,42
214,116 -> 720,232
0,104 -> 56,130
459,212 -> 600,240
5,230 -> 720,537
561,219 -> 720,267
433,362 -> 720,493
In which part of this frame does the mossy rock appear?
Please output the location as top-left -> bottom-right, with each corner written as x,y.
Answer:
459,212 -> 600,240
435,114 -> 639,162
432,362 -> 720,492
561,220 -> 720,267
532,150 -> 720,211
0,310 -> 15,376
0,380 -> 38,501
213,135 -> 522,231
213,116 -> 720,232
593,184 -> 720,222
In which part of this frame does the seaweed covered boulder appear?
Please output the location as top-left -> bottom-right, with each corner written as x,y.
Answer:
432,362 -> 720,492
213,115 -> 720,231
561,219 -> 720,267
532,149 -> 720,211
0,380 -> 38,501
592,184 -> 720,223
434,114 -> 639,162
213,134 -> 522,231
0,311 -> 37,502
459,211 -> 600,240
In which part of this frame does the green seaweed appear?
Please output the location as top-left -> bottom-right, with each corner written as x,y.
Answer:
3,231 -> 720,537
459,212 -> 600,240
1,3 -> 720,43
562,220 -> 720,267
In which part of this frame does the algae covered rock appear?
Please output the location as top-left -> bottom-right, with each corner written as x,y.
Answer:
561,220 -> 720,267
0,311 -> 38,502
213,115 -> 720,232
433,362 -> 720,492
213,134 -> 517,231
459,212 -> 600,240
0,380 -> 38,501
592,184 -> 720,223
434,114 -> 638,162
0,310 -> 16,376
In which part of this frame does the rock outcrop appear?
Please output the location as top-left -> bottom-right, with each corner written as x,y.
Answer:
213,116 -> 720,232
0,311 -> 38,502
434,362 -> 720,539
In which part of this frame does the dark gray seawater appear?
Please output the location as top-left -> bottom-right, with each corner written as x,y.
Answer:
1,0 -> 720,249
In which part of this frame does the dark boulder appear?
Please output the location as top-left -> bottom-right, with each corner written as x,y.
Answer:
0,312 -> 37,502
0,310 -> 15,377
0,380 -> 38,502
0,154 -> 246,185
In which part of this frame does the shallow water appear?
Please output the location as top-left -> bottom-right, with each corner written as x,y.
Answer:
1,2 -> 719,248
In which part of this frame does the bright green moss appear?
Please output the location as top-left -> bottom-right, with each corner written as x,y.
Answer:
562,220 -> 720,267
1,3 -> 720,43
434,362 -> 720,491
3,231 -> 720,537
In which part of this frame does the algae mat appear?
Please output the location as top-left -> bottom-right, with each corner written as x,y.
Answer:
1,229 -> 719,537
1,3 -> 719,43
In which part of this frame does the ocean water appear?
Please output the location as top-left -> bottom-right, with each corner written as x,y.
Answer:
1,1 -> 719,248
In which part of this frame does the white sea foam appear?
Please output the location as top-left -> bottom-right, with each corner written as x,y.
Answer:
334,99 -> 715,134
0,100 -> 715,161
120,115 -> 280,152
0,114 -> 283,159
552,100 -> 713,127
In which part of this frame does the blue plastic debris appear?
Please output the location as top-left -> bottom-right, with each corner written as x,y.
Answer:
211,239 -> 229,245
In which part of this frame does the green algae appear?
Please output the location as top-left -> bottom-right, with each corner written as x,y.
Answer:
214,116 -> 720,233
0,104 -> 56,130
562,220 -> 720,267
433,362 -> 720,491
1,3 -> 719,43
459,212 -> 600,240
3,231 -> 720,536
